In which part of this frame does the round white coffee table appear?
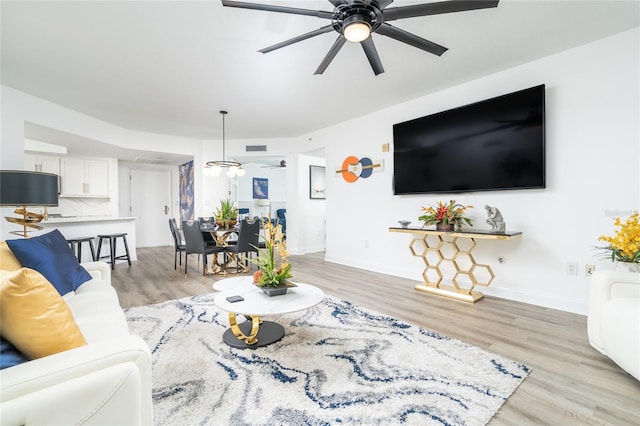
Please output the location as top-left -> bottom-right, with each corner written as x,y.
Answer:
213,276 -> 324,348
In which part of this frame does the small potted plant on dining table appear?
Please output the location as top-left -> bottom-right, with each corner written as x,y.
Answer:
214,198 -> 238,229
419,199 -> 473,231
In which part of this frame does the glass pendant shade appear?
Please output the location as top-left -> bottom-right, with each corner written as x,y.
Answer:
210,165 -> 222,176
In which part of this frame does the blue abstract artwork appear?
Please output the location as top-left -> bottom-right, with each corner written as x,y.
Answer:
253,177 -> 268,199
179,161 -> 194,221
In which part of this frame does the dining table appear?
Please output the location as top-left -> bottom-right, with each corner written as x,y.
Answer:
199,223 -> 242,274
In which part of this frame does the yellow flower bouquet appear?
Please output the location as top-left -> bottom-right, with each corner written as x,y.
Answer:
598,213 -> 640,264
247,219 -> 293,287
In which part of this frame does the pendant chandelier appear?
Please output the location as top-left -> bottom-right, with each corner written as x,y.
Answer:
204,110 -> 245,177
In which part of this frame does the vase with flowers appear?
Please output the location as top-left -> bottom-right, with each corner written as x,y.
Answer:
247,219 -> 294,296
419,200 -> 473,231
598,213 -> 640,272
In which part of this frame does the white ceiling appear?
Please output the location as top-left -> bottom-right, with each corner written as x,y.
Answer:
2,0 -> 639,150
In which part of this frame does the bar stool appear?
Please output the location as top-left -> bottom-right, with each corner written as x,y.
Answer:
66,237 -> 97,262
96,233 -> 132,270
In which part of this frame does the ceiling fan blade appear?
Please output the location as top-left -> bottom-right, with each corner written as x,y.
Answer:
314,36 -> 347,75
377,0 -> 394,9
376,23 -> 447,56
327,0 -> 346,6
360,37 -> 384,75
383,0 -> 499,21
259,25 -> 334,53
221,0 -> 333,19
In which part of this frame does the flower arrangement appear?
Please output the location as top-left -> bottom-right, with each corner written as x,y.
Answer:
419,199 -> 473,230
598,213 -> 640,264
248,219 -> 293,287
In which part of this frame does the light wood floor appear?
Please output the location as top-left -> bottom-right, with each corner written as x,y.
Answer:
111,246 -> 640,425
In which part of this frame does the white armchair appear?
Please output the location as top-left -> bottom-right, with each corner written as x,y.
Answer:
587,270 -> 640,381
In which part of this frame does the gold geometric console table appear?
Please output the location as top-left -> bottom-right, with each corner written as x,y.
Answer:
389,227 -> 523,303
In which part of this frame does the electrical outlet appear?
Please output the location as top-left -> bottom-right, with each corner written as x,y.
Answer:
566,262 -> 578,275
585,265 -> 595,276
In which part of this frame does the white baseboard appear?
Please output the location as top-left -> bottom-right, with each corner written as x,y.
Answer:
323,254 -> 587,315
481,286 -> 587,315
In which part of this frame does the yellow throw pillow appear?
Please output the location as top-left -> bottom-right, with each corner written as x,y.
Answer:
0,241 -> 21,271
0,268 -> 87,360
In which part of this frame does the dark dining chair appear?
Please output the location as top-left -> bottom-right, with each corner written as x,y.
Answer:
198,216 -> 218,246
224,218 -> 260,273
182,220 -> 225,282
168,218 -> 186,275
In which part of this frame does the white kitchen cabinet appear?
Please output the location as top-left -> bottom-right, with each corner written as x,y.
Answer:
24,153 -> 60,175
61,158 -> 109,197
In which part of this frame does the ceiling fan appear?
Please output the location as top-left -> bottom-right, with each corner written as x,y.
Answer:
221,0 -> 499,76
261,160 -> 287,169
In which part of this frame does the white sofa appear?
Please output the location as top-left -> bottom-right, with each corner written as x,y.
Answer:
587,270 -> 640,381
0,261 -> 153,425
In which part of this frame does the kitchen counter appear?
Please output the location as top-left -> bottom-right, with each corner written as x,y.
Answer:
36,217 -> 138,263
43,216 -> 138,223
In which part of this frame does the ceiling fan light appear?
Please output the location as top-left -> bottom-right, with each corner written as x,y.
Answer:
236,167 -> 246,177
226,168 -> 236,178
344,21 -> 370,42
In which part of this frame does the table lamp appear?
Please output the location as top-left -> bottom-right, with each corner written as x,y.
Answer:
0,170 -> 59,237
256,198 -> 271,220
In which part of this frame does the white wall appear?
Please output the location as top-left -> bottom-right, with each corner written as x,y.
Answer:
236,163 -> 287,218
2,29 -> 637,314
295,154 -> 326,254
306,28 -> 639,315
199,135 -> 326,254
0,86 -> 205,240
0,85 -> 328,253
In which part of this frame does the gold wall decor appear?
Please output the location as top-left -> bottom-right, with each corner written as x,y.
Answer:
335,156 -> 384,183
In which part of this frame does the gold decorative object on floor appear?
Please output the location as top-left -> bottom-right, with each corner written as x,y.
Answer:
0,170 -> 59,238
390,227 -> 523,303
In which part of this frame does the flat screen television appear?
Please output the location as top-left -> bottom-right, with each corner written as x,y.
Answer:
393,84 -> 545,195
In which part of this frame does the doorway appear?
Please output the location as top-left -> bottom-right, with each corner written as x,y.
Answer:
130,169 -> 172,247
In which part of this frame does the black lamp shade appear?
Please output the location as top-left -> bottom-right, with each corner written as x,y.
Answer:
0,170 -> 59,206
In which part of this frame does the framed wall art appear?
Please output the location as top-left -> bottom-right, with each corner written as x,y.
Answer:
252,177 -> 269,199
309,165 -> 326,199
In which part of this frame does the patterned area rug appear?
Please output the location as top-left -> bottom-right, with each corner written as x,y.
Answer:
125,294 -> 529,425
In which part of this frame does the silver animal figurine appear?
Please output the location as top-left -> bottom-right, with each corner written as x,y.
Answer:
485,205 -> 505,233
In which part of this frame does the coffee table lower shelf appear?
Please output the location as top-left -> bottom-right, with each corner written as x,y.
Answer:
223,315 -> 285,349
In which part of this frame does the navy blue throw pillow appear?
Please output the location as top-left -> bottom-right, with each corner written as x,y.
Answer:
0,337 -> 28,369
6,229 -> 92,296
